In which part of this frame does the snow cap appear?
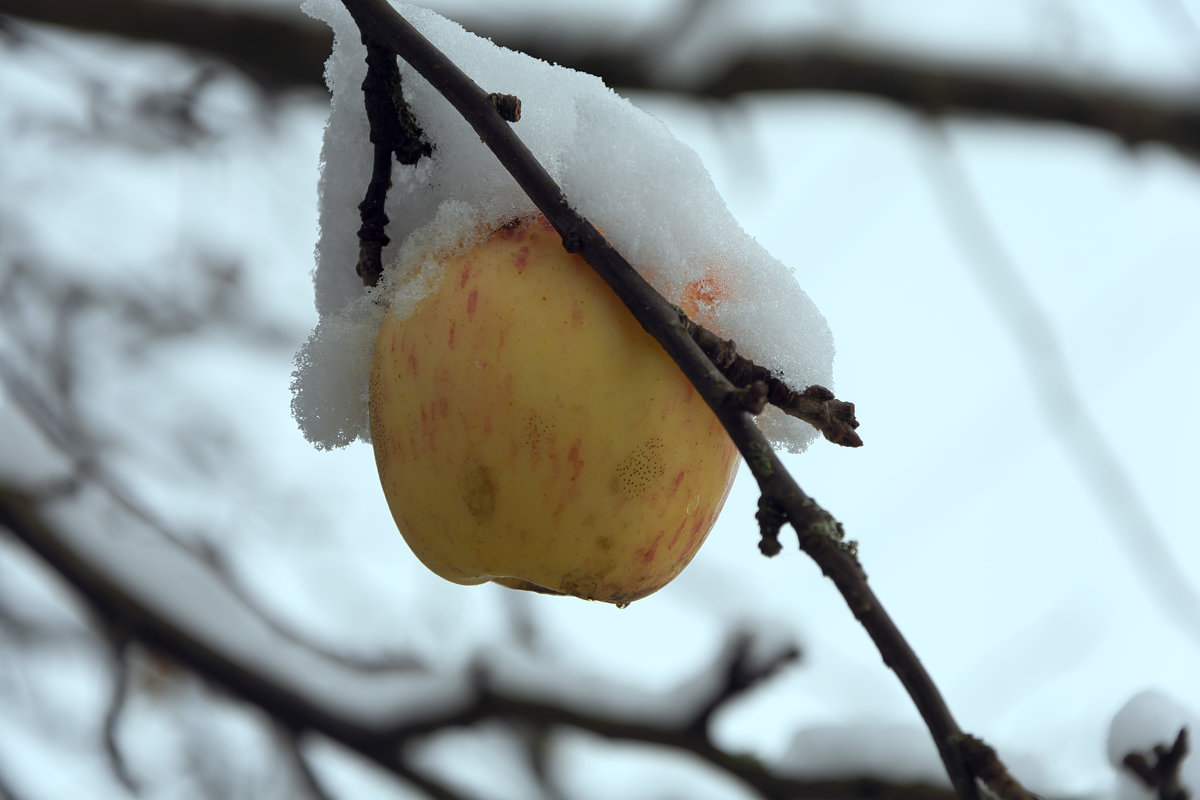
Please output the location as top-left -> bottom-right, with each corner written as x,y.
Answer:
292,1 -> 835,451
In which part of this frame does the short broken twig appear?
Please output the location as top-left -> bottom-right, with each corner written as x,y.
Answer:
957,735 -> 1039,800
1124,728 -> 1191,800
684,314 -> 861,446
355,39 -> 432,287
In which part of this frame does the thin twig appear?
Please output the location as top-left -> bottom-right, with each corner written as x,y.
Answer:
102,636 -> 140,794
282,731 -> 336,800
957,735 -> 1036,800
355,39 -> 431,287
1123,728 -> 1191,800
337,2 -> 985,797
685,315 -> 861,446
687,630 -> 802,733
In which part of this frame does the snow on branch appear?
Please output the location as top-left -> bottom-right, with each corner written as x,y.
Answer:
1,483 -> 964,800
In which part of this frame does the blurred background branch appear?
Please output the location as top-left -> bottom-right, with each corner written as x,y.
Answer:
1,483 -> 955,800
3,0 -> 1200,158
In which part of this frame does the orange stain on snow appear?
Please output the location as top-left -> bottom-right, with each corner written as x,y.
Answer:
679,271 -> 732,327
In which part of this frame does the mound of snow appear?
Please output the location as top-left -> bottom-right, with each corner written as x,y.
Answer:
292,1 -> 834,452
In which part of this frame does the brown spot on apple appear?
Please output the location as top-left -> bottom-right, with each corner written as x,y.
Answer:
462,462 -> 497,522
524,412 -> 554,457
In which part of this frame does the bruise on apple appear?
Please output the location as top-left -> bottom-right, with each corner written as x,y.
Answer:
461,462 -> 497,522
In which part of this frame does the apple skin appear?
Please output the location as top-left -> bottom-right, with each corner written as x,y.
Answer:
368,216 -> 739,605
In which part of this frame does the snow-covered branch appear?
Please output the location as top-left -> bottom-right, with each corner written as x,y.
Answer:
1,483 -> 962,800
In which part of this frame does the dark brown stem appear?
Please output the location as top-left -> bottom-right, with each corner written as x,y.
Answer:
686,315 -> 861,446
1123,728 -> 1191,800
337,2 -> 983,797
355,39 -> 431,287
957,735 -> 1039,800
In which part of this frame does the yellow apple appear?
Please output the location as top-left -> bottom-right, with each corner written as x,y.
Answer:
368,215 -> 739,605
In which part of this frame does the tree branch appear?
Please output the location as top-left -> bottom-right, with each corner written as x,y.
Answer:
409,682 -> 957,800
0,0 -> 329,92
2,484 -> 961,800
0,487 -> 411,784
5,0 -> 1200,160
0,353 -> 424,675
685,317 -> 861,447
686,630 -> 802,733
333,2 -> 1009,797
